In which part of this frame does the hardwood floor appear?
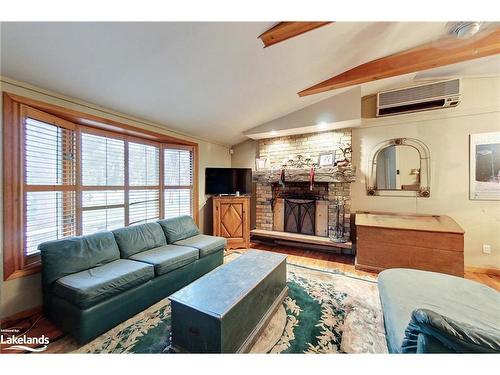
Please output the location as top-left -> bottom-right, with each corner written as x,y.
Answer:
2,242 -> 499,354
244,242 -> 500,291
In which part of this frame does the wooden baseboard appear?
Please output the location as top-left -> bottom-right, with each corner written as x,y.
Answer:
465,266 -> 500,276
0,305 -> 43,328
354,262 -> 383,274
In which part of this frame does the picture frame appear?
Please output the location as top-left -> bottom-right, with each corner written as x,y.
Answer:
318,152 -> 335,167
255,157 -> 268,171
470,131 -> 500,201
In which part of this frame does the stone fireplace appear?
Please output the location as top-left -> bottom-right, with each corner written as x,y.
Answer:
252,129 -> 355,251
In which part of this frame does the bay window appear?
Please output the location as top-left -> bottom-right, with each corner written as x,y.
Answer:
3,93 -> 198,280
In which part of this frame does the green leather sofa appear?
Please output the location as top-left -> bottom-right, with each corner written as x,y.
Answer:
40,215 -> 226,344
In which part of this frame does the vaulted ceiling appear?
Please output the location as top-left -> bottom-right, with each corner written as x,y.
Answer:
1,22 -> 499,145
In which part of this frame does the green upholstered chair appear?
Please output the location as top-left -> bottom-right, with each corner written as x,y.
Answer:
378,268 -> 500,353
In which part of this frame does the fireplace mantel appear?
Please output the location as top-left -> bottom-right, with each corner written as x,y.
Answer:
253,166 -> 356,184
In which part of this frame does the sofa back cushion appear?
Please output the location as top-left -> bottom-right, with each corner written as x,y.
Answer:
112,222 -> 167,258
40,231 -> 120,286
158,215 -> 200,243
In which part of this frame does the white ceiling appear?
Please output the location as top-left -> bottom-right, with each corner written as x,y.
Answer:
1,22 -> 499,146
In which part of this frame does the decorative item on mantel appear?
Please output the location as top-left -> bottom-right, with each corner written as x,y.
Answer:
283,154 -> 317,169
318,152 -> 335,167
336,144 -> 352,167
255,157 -> 268,171
329,197 -> 348,243
253,165 -> 356,184
253,146 -> 355,184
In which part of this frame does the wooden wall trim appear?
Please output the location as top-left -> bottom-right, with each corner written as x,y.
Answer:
0,305 -> 43,328
3,92 -> 198,146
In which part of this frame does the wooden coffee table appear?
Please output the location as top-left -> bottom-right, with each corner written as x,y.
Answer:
169,249 -> 288,353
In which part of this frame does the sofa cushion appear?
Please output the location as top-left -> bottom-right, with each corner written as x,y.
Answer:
52,259 -> 154,309
112,223 -> 167,258
378,268 -> 500,353
158,215 -> 200,243
129,245 -> 199,276
40,231 -> 120,286
173,234 -> 226,257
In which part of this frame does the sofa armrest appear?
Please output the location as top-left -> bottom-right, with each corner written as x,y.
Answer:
402,309 -> 500,353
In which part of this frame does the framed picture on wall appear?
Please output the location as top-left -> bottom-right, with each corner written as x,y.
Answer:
470,131 -> 500,200
255,158 -> 268,171
318,152 -> 335,167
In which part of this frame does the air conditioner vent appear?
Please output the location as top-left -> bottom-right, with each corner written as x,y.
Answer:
376,79 -> 461,117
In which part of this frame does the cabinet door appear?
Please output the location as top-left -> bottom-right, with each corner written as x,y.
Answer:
218,200 -> 246,242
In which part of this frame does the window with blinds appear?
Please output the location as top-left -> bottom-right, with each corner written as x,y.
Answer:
23,115 -> 77,258
10,103 -> 196,273
82,133 -> 125,186
163,147 -> 193,219
128,142 -> 160,225
81,132 -> 125,234
4,97 -> 199,279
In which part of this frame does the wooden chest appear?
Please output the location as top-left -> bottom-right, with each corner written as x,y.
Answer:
355,212 -> 464,277
169,250 -> 287,353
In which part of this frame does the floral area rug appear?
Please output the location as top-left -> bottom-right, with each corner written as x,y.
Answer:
46,255 -> 387,354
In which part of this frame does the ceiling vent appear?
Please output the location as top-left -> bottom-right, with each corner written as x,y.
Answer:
376,79 -> 461,117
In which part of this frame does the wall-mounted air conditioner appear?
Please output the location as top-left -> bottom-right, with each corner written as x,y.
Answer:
376,79 -> 461,117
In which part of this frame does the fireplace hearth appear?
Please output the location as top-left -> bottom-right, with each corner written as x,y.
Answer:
284,199 -> 316,235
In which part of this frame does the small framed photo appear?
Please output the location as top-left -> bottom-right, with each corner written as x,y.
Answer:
470,131 -> 500,200
318,152 -> 335,167
255,158 -> 268,171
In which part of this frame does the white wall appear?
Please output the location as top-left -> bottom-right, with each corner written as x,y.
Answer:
0,77 -> 231,318
352,76 -> 500,269
244,87 -> 361,139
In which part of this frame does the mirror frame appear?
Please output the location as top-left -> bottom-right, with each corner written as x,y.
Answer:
367,138 -> 431,198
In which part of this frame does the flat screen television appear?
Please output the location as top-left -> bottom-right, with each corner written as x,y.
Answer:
205,167 -> 252,195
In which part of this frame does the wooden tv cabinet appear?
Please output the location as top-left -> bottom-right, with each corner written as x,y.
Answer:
212,196 -> 250,249
355,212 -> 465,277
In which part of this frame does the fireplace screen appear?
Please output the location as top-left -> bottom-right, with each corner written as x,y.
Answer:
284,199 -> 315,235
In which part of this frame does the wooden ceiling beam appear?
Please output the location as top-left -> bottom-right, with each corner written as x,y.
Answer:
259,22 -> 332,48
298,27 -> 500,97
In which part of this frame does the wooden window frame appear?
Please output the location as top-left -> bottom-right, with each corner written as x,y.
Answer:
21,106 -> 78,267
3,93 -> 199,280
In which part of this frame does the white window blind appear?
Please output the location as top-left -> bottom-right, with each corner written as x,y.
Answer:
129,142 -> 159,186
164,148 -> 192,186
163,147 -> 193,219
82,190 -> 125,234
81,132 -> 125,233
82,133 -> 124,186
25,118 -> 76,185
164,189 -> 192,218
24,117 -> 76,256
128,142 -> 160,225
129,190 -> 160,225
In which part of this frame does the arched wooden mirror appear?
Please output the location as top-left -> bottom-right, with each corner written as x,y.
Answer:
367,138 -> 431,197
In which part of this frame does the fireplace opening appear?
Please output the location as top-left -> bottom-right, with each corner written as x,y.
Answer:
284,199 -> 316,235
